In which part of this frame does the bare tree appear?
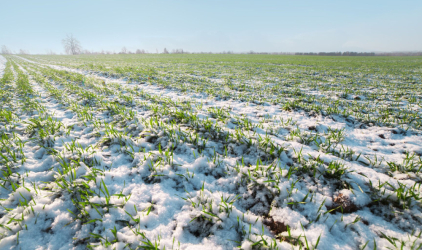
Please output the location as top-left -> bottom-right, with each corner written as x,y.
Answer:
172,49 -> 184,54
136,49 -> 146,54
62,34 -> 82,55
1,45 -> 11,54
19,49 -> 30,55
121,46 -> 127,54
163,48 -> 169,54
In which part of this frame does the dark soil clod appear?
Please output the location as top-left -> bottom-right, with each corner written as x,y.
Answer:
329,193 -> 358,213
263,217 -> 288,235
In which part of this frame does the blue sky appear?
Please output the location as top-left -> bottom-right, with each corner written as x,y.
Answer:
1,0 -> 421,54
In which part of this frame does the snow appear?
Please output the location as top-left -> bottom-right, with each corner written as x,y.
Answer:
0,55 -> 421,249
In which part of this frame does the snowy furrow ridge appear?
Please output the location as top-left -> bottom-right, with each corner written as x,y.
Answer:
0,56 -> 7,78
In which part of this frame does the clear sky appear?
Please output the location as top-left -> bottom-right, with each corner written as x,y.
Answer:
1,0 -> 421,54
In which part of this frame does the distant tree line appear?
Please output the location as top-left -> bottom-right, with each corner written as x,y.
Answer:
295,52 -> 376,56
294,51 -> 422,56
375,52 -> 422,56
1,45 -> 29,55
2,34 -> 422,56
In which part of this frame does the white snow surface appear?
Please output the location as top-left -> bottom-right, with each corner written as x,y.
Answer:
0,55 -> 6,77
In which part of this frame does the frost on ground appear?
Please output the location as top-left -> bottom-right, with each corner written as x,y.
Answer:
0,54 -> 421,249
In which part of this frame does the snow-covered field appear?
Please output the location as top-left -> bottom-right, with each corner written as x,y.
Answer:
0,54 -> 421,249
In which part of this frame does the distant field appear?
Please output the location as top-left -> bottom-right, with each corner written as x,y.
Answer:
0,54 -> 421,249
